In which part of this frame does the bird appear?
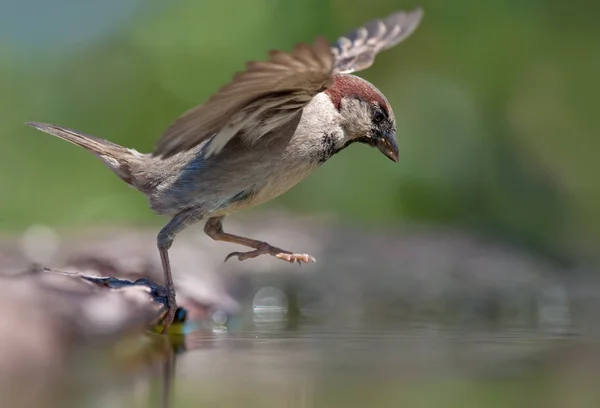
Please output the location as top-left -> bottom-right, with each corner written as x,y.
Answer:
26,8 -> 424,332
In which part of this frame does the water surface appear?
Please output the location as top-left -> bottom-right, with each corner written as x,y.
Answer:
61,317 -> 600,408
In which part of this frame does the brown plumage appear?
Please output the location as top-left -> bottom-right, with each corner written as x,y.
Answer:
325,75 -> 391,111
26,8 -> 424,332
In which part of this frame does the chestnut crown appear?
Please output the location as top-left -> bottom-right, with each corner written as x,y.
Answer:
325,75 -> 398,162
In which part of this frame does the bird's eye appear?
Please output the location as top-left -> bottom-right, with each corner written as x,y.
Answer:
373,110 -> 385,124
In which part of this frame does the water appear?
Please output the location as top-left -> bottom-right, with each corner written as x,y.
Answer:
24,316 -> 594,408
3,261 -> 598,408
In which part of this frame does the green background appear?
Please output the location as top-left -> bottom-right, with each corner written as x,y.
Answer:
1,0 -> 598,261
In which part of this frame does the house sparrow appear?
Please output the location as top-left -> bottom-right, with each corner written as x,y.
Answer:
26,8 -> 423,332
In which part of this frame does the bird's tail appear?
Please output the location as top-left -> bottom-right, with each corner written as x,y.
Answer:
26,122 -> 150,189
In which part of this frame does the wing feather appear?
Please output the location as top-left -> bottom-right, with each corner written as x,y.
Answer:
153,8 -> 423,158
332,8 -> 423,74
154,37 -> 333,158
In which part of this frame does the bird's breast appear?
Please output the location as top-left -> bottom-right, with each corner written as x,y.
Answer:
213,159 -> 318,216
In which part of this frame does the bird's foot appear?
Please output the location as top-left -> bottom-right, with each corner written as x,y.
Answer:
160,285 -> 177,334
225,242 -> 316,265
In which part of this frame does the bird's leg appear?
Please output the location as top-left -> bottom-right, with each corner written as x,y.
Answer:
157,209 -> 199,333
203,216 -> 316,264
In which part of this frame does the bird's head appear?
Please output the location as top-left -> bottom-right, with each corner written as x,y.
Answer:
325,74 -> 398,162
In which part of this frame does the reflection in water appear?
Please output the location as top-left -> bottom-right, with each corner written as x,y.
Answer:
160,340 -> 176,408
253,286 -> 288,329
150,324 -> 600,408
3,276 -> 598,408
124,285 -> 581,408
11,315 -> 600,408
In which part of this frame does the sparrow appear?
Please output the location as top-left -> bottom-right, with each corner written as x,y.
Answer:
26,8 -> 423,332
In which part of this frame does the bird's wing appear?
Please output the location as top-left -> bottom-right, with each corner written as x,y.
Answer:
153,8 -> 423,158
154,37 -> 334,158
332,8 -> 423,74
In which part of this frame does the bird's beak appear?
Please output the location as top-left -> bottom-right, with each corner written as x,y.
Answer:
376,131 -> 399,163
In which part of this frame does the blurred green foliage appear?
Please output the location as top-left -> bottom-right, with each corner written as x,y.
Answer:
1,0 -> 598,259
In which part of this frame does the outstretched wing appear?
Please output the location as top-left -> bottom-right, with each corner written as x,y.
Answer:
332,8 -> 423,74
154,38 -> 334,158
153,8 -> 423,158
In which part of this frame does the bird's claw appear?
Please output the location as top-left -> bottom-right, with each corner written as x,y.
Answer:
224,243 -> 316,265
224,251 -> 247,262
275,252 -> 316,265
160,286 -> 177,334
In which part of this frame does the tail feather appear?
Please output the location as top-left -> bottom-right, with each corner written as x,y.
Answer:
26,121 -> 146,187
26,122 -> 125,157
